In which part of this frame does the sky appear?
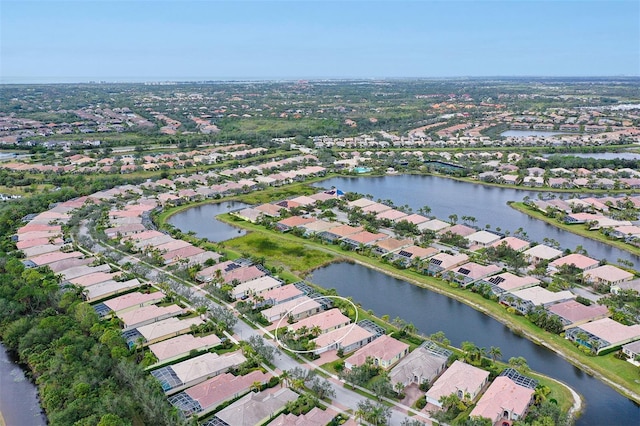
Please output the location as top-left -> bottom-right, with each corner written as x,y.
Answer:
1,0 -> 639,83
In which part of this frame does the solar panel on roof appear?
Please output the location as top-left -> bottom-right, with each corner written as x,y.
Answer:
489,276 -> 505,284
499,368 -> 539,390
398,250 -> 412,258
458,268 -> 471,275
431,259 -> 443,266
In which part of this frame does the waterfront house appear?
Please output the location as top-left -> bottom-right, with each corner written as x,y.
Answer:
500,286 -> 575,314
611,278 -> 640,295
341,230 -> 388,250
297,219 -> 335,237
419,219 -> 451,232
444,262 -> 501,287
372,237 -> 413,256
622,340 -> 640,366
275,216 -> 317,232
319,224 -> 364,243
565,318 -> 640,354
425,360 -> 489,408
344,334 -> 409,370
547,300 -> 610,330
480,272 -> 540,295
389,245 -> 438,267
388,343 -> 450,389
469,376 -> 535,425
426,252 -> 469,276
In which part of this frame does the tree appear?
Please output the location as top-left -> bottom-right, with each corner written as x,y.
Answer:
309,376 -> 336,400
508,356 -> 530,374
355,399 -> 391,425
488,346 -> 502,363
448,213 -> 458,224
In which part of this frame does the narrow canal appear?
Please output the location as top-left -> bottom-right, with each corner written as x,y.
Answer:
0,343 -> 47,426
316,175 -> 640,268
308,262 -> 640,426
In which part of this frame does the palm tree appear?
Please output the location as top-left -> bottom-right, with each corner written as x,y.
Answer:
279,370 -> 291,388
488,346 -> 502,363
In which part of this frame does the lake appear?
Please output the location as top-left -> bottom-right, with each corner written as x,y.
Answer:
0,343 -> 46,426
167,201 -> 251,242
309,262 -> 640,426
316,175 -> 640,268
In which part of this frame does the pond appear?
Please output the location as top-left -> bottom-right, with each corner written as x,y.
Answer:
308,262 -> 640,426
0,343 -> 46,426
167,201 -> 251,242
316,175 -> 640,268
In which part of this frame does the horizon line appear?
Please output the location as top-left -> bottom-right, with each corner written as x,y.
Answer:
1,75 -> 639,85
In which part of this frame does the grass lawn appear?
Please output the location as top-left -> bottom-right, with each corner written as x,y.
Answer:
221,228 -> 337,275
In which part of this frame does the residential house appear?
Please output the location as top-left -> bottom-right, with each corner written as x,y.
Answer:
565,318 -> 640,354
311,324 -> 374,355
148,334 -> 222,365
523,244 -> 563,265
151,351 -> 247,394
212,388 -> 298,426
388,343 -> 451,389
425,361 -> 489,407
344,334 -> 409,370
168,370 -> 270,418
469,376 -> 535,426
480,272 -> 540,295
426,252 -> 469,276
549,253 -> 599,273
583,265 -> 634,288
547,300 -> 610,330
261,296 -> 322,323
288,309 -> 350,334
444,262 -> 501,287
95,291 -> 165,318
118,304 -> 185,331
500,286 -> 575,315
232,275 -> 282,300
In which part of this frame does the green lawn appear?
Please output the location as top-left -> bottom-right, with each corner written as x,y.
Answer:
222,229 -> 337,275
